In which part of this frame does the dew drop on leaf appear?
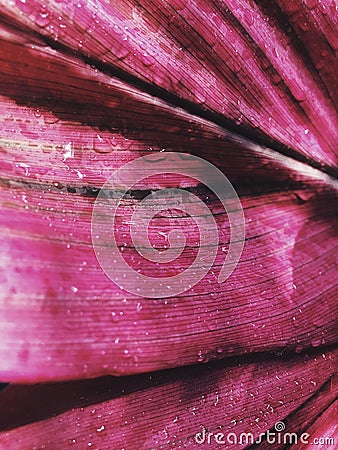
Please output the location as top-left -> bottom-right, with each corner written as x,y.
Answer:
311,338 -> 321,348
175,0 -> 189,11
295,345 -> 303,353
244,9 -> 254,26
93,134 -> 112,153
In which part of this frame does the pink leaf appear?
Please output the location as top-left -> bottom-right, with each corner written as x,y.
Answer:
0,349 -> 336,448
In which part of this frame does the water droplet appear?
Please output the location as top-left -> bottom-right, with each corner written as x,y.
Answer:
294,191 -> 312,203
319,3 -> 327,14
291,316 -> 298,328
295,345 -> 304,353
292,83 -> 306,102
93,134 -> 112,153
304,0 -> 319,9
329,1 -> 337,15
235,114 -> 243,125
141,53 -> 155,67
111,312 -> 120,322
284,1 -> 300,15
175,0 -> 189,11
197,351 -> 204,362
112,24 -> 123,36
244,9 -> 254,26
313,317 -> 325,328
311,338 -> 321,348
16,0 -> 34,15
231,56 -> 241,73
36,6 -> 51,27
271,71 -> 282,85
195,88 -> 206,104
41,144 -> 53,153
